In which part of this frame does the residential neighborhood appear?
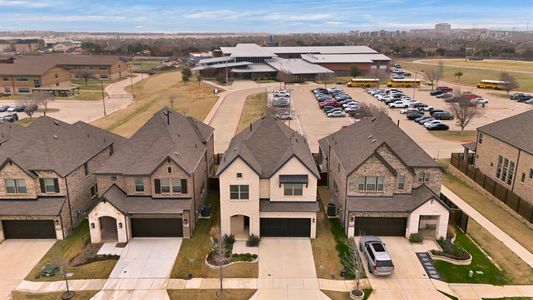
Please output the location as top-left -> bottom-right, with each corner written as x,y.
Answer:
0,2 -> 532,300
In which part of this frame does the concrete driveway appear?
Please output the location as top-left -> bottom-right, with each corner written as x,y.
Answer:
357,237 -> 448,300
252,238 -> 328,300
109,238 -> 182,279
0,240 -> 55,299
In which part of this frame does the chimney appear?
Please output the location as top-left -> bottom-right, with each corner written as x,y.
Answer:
164,110 -> 172,125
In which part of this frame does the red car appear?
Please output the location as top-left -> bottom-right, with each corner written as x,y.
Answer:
436,86 -> 452,92
319,101 -> 340,108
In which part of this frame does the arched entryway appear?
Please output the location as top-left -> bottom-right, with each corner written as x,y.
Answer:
230,215 -> 250,241
99,216 -> 118,242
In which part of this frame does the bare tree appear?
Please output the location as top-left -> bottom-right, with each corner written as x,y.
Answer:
75,68 -> 94,86
29,91 -> 54,116
212,235 -> 227,296
356,103 -> 388,118
448,96 -> 480,131
24,104 -> 38,119
341,239 -> 364,298
500,72 -> 519,95
425,70 -> 441,90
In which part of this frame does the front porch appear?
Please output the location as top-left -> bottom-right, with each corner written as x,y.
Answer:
230,214 -> 250,241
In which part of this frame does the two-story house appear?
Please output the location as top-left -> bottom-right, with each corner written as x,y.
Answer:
0,117 -> 124,242
319,116 -> 449,239
217,117 -> 320,239
88,108 -> 214,243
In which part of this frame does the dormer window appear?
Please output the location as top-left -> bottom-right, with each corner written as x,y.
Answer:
417,172 -> 430,183
237,173 -> 242,178
284,184 -> 303,196
5,179 -> 27,193
40,178 -> 59,193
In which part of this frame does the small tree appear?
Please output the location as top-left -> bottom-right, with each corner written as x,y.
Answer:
357,103 -> 388,118
500,72 -> 519,95
341,239 -> 364,298
31,91 -> 54,116
181,67 -> 192,83
24,104 -> 38,119
212,235 -> 227,296
448,95 -> 480,131
454,71 -> 463,81
425,70 -> 441,90
75,68 -> 93,86
350,65 -> 360,78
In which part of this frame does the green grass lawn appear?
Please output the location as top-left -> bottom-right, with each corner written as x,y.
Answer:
236,92 -> 267,134
170,192 -> 258,279
434,230 -> 506,285
167,289 -> 256,300
26,221 -> 118,281
429,130 -> 477,143
12,291 -> 98,300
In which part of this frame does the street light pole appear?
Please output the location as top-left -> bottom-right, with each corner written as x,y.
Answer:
412,72 -> 417,100
129,64 -> 135,98
100,80 -> 107,117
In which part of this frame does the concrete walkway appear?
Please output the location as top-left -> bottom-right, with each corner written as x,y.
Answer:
449,283 -> 533,299
441,186 -> 533,268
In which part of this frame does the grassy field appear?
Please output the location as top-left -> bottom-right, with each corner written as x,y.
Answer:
414,59 -> 533,73
434,230 -> 506,285
399,59 -> 533,92
72,78 -> 123,91
128,60 -> 163,71
322,289 -> 373,300
12,291 -> 98,300
167,289 -> 257,300
236,92 -> 267,133
170,192 -> 258,279
429,130 -> 477,142
26,221 -> 118,281
91,71 -> 217,137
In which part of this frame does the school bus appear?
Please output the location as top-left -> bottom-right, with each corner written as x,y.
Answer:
386,79 -> 421,88
346,78 -> 380,88
477,80 -> 508,90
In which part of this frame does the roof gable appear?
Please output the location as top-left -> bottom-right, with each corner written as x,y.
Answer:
477,110 -> 533,154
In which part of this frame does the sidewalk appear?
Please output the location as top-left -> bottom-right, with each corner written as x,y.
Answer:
449,283 -> 533,299
441,186 -> 533,268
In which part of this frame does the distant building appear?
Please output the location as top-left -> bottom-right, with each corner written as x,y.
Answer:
13,39 -> 44,53
0,41 -> 11,52
53,41 -> 76,53
188,52 -> 212,65
435,23 -> 452,31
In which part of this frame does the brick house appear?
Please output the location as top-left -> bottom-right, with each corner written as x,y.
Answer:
466,110 -> 533,205
0,117 -> 125,242
88,108 -> 214,243
217,117 -> 320,239
319,116 -> 449,239
0,60 -> 71,95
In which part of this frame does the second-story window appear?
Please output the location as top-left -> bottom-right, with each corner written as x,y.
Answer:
134,177 -> 144,192
39,178 -> 59,193
478,133 -> 484,144
398,174 -> 405,190
357,176 -> 384,192
5,179 -> 27,193
154,178 -> 188,194
83,162 -> 89,176
417,172 -> 430,183
284,183 -> 303,196
230,185 -> 249,200
160,178 -> 171,193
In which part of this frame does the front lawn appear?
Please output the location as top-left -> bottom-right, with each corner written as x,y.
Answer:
434,230 -> 506,285
167,289 -> 256,300
12,291 -> 98,300
25,221 -> 118,281
429,130 -> 477,143
236,92 -> 267,134
170,192 -> 258,279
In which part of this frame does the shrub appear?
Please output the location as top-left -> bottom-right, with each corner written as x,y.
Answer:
409,233 -> 424,243
246,234 -> 261,247
231,253 -> 255,262
224,234 -> 235,245
433,237 -> 470,260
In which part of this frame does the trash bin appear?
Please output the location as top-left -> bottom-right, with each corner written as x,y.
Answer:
327,203 -> 336,217
201,203 -> 211,217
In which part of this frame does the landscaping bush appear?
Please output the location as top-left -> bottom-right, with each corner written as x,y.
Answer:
230,253 -> 258,263
223,234 -> 235,245
330,218 -> 355,279
432,237 -> 471,260
246,234 -> 261,247
409,233 -> 424,243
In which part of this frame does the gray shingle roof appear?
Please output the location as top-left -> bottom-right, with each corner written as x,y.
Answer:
0,117 -> 125,177
259,199 -> 319,212
477,110 -> 533,154
0,197 -> 65,216
217,117 -> 319,178
319,115 -> 438,175
101,185 -> 191,214
346,185 -> 445,212
96,108 -> 214,175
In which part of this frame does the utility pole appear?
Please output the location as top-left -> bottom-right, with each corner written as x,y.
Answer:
100,80 -> 107,117
129,64 -> 135,98
412,72 -> 417,100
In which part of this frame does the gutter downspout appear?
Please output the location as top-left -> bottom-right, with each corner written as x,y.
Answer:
64,176 -> 74,230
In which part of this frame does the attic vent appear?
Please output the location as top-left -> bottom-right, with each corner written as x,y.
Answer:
371,139 -> 377,143
232,148 -> 238,152
370,117 -> 377,122
53,120 -> 60,126
368,135 -> 373,139
174,152 -> 180,157
53,135 -> 58,139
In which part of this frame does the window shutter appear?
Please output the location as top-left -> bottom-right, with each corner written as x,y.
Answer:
53,179 -> 60,193
154,179 -> 161,194
181,179 -> 188,194
39,178 -> 45,193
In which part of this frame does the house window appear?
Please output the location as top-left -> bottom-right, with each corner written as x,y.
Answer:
230,185 -> 249,200
236,173 -> 242,178
496,155 -> 503,178
3,87 -> 10,94
507,161 -> 515,185
521,173 -> 526,183
134,177 -> 144,192
16,76 -> 28,81
501,158 -> 509,182
83,162 -> 89,176
100,74 -> 109,79
284,183 -> 303,196
160,178 -> 171,193
4,179 -> 27,193
109,144 -> 114,156
172,179 -> 182,193
55,74 -> 58,78
418,172 -> 430,183
111,176 -> 117,182
398,174 -> 405,190
167,167 -> 172,173
2,77 -> 8,81
90,184 -> 98,197
529,169 -> 533,179
34,79 -> 41,88
40,178 -> 59,193
337,163 -> 340,172
357,176 -> 384,192
154,178 -> 187,194
18,88 -> 30,93
478,133 -> 483,144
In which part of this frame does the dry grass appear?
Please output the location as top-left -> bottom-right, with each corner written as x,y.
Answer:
415,59 -> 533,73
428,130 -> 477,142
167,289 -> 256,300
12,291 -> 98,300
236,92 -> 267,133
91,71 -> 217,137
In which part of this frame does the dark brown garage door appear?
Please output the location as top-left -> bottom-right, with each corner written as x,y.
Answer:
2,220 -> 56,239
131,218 -> 183,237
260,218 -> 311,237
354,217 -> 407,236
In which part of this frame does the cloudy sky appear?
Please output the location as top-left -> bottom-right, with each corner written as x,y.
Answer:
0,0 -> 531,32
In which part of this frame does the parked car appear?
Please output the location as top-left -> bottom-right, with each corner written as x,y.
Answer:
427,123 -> 449,131
1,113 -> 18,123
432,111 -> 454,120
471,98 -> 488,104
407,111 -> 425,120
323,106 -> 340,113
327,111 -> 346,118
392,75 -> 405,80
414,103 -> 433,111
436,93 -> 453,99
6,106 -> 16,112
400,108 -> 419,114
429,108 -> 444,115
424,120 -> 443,128
389,100 -> 410,108
0,105 -> 9,112
319,101 -> 340,108
276,111 -> 292,120
359,236 -> 394,276
416,116 -> 434,124
344,107 -> 359,113
273,98 -> 289,107
430,90 -> 446,96
436,86 -> 453,92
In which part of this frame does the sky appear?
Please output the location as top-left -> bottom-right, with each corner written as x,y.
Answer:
0,0 -> 531,33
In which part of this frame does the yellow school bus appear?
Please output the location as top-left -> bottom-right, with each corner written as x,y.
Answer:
386,79 -> 421,88
347,78 -> 380,88
477,80 -> 507,89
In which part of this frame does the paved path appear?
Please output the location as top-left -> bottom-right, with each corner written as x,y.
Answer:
441,186 -> 533,268
449,283 -> 533,300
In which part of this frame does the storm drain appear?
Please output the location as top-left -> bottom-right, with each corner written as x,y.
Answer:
416,252 -> 442,280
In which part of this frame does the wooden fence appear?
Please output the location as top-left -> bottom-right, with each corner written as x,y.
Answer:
450,153 -> 533,224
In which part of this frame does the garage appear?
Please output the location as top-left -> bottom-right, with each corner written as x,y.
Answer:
354,217 -> 407,236
130,218 -> 183,237
2,220 -> 56,239
260,218 -> 311,237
